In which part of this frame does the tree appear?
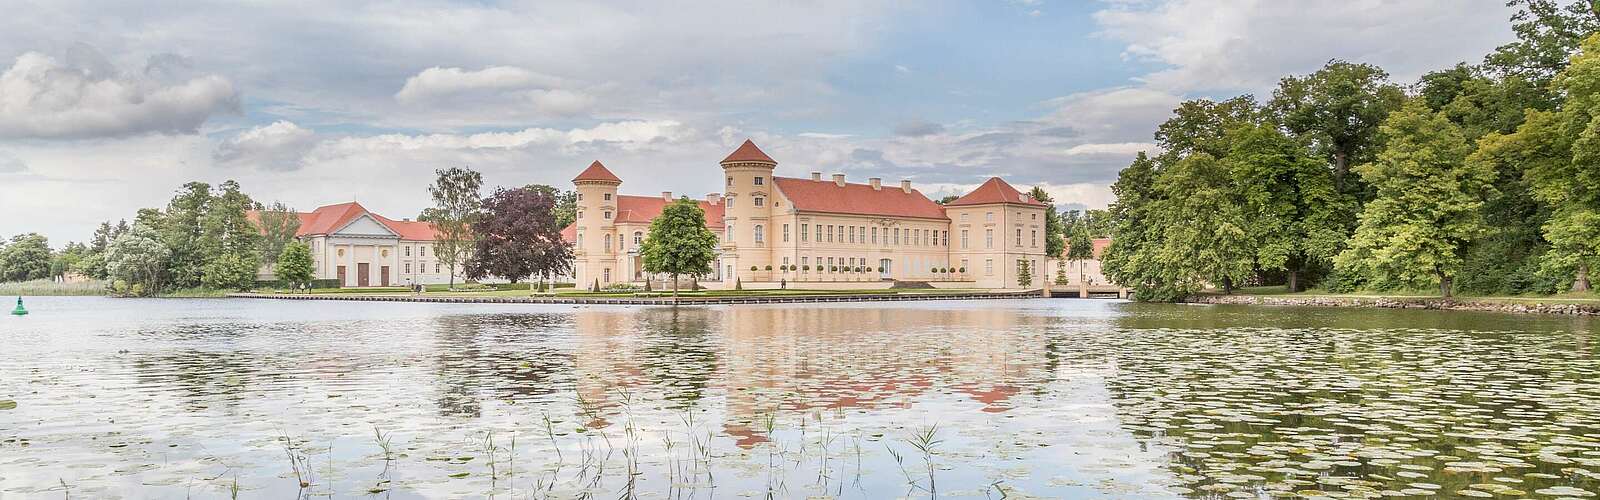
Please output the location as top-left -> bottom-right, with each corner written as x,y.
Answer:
200,180 -> 261,289
257,201 -> 301,272
419,166 -> 484,289
467,186 -> 570,284
1067,228 -> 1095,286
1030,186 -> 1065,258
276,241 -> 315,291
1155,95 -> 1262,159
0,233 -> 51,282
1484,0 -> 1600,91
935,194 -> 960,205
106,224 -> 170,296
160,182 -> 213,289
640,198 -> 719,299
1333,101 -> 1494,298
1269,60 -> 1406,192
1103,153 -> 1163,299
526,184 -> 579,228
1016,259 -> 1032,287
50,242 -> 89,279
1226,123 -> 1353,292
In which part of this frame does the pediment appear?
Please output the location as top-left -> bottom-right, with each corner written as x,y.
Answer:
334,214 -> 400,237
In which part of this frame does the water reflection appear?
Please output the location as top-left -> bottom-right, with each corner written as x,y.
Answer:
2,297 -> 1597,498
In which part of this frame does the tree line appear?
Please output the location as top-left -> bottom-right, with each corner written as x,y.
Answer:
1103,0 -> 1600,301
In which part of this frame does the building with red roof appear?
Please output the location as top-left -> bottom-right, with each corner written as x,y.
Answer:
248,201 -> 461,287
566,139 -> 1052,289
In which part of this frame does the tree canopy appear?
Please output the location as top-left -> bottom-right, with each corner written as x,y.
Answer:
419,166 -> 483,289
640,198 -> 719,298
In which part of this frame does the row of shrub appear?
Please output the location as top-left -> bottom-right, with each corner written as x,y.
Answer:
254,278 -> 343,290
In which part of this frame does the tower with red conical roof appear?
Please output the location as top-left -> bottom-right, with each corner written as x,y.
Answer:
572,160 -> 623,287
719,139 -> 778,281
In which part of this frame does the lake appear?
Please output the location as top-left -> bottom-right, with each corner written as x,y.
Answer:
1,297 -> 1597,498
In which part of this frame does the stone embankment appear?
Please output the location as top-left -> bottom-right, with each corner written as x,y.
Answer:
1189,294 -> 1600,316
229,290 -> 1040,305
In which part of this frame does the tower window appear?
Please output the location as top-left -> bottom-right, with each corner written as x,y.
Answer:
754,197 -> 764,207
604,193 -> 612,201
754,176 -> 764,185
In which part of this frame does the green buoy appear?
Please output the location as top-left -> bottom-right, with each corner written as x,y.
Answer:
10,297 -> 26,316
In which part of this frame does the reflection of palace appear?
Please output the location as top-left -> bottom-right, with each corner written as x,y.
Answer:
563,140 -> 1052,289
568,306 -> 1057,446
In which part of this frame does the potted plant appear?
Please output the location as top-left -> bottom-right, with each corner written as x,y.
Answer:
765,265 -> 773,271
751,265 -> 758,272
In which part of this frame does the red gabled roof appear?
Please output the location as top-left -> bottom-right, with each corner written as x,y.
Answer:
247,201 -> 440,241
558,196 -> 726,243
573,160 -> 622,183
721,139 -> 776,164
771,177 -> 948,220
945,177 -> 1045,207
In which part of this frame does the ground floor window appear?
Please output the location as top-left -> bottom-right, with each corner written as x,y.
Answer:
985,259 -> 994,276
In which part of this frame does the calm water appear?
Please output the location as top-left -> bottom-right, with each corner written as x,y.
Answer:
1,297 -> 1597,499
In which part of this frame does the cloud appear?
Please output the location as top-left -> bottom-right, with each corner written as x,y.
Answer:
1093,0 -> 1516,93
894,120 -> 946,137
0,152 -> 25,173
213,121 -> 320,171
0,49 -> 239,139
394,66 -> 564,104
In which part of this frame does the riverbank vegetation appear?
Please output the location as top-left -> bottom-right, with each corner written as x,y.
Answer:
1105,0 -> 1600,301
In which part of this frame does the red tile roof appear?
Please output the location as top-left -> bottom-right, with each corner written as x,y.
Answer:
1064,237 -> 1113,259
559,195 -> 725,243
247,201 -> 440,241
721,139 -> 776,164
573,160 -> 622,183
771,177 -> 948,220
945,177 -> 1045,207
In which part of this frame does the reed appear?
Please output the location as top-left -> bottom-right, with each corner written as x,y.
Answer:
0,279 -> 106,296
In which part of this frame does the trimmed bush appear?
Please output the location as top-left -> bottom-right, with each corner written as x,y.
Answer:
764,265 -> 772,271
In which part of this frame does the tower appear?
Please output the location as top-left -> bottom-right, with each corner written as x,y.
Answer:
720,139 -> 777,281
572,160 -> 621,286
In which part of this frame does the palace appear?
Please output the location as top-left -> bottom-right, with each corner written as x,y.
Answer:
249,202 -> 465,286
563,139 -> 1051,289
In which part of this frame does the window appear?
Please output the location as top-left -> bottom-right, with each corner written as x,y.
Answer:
754,176 -> 764,185
783,256 -> 791,266
435,263 -> 441,274
961,230 -> 969,249
604,234 -> 612,251
985,229 -> 993,249
815,224 -> 823,242
893,228 -> 900,245
1032,230 -> 1038,247
912,229 -> 919,246
577,231 -> 584,248
848,226 -> 856,244
578,211 -> 584,220
783,224 -> 791,242
754,225 -> 764,245
727,176 -> 734,186
603,211 -> 612,219
754,197 -> 765,207
1016,228 -> 1023,247
961,213 -> 969,222
634,231 -> 643,245
604,268 -> 611,283
727,197 -> 734,208
604,193 -> 612,201
802,256 -> 809,268
985,259 -> 994,276
405,246 -> 411,257
801,224 -> 809,242
836,225 -> 844,243
986,212 -> 994,222
728,224 -> 735,244
404,263 -> 411,273
961,259 -> 969,273
827,257 -> 834,269
826,225 -> 834,243
871,226 -> 878,244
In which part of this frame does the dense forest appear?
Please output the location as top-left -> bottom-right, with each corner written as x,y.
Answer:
1103,0 -> 1600,301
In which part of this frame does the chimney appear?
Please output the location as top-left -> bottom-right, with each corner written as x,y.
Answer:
706,192 -> 722,205
811,171 -> 822,181
869,177 -> 882,191
832,173 -> 846,187
662,191 -> 673,201
403,218 -> 411,222
900,179 -> 912,194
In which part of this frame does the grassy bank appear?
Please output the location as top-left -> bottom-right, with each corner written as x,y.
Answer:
1201,286 -> 1600,307
0,279 -> 108,296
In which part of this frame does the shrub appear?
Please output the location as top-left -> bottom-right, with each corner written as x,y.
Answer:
602,283 -> 642,291
765,265 -> 773,270
830,266 -> 838,272
751,265 -> 758,271
958,267 -> 966,273
803,265 -> 811,271
930,267 -> 938,274
876,267 -> 884,272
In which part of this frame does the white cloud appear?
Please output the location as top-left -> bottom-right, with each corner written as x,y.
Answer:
394,66 -> 564,104
0,151 -> 25,173
1094,0 -> 1516,93
0,50 -> 238,139
213,121 -> 320,171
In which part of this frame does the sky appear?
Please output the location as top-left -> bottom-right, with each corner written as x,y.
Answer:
0,0 -> 1520,244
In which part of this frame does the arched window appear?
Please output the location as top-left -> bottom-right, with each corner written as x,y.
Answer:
604,234 -> 612,251
633,231 -> 643,245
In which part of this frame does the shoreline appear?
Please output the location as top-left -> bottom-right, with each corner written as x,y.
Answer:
227,290 -> 1045,305
1189,293 -> 1600,316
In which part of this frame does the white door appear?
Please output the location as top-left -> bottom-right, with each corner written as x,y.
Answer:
879,259 -> 892,280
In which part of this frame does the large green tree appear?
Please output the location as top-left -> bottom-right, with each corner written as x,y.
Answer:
419,166 -> 484,289
640,198 -> 719,298
160,182 -> 213,289
1334,101 -> 1495,297
1269,60 -> 1406,192
0,233 -> 52,282
1484,0 -> 1600,91
199,180 -> 261,290
1029,186 -> 1065,258
106,224 -> 170,296
1103,152 -> 1255,301
1066,227 -> 1094,285
276,241 -> 315,291
1226,124 -> 1352,291
256,201 -> 301,272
